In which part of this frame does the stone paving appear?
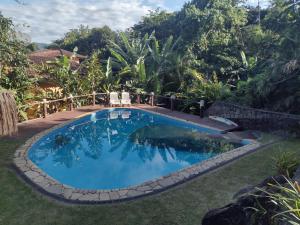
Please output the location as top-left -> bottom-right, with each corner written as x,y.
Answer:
13,105 -> 261,204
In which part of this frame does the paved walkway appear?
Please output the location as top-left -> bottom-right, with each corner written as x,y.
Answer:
12,104 -> 253,140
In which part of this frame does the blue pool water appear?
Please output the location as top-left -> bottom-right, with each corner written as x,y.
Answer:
28,108 -> 244,190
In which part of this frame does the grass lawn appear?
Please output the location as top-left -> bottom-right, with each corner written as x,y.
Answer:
1,137 -> 300,225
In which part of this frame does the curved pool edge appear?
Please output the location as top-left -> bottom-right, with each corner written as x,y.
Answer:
13,108 -> 261,204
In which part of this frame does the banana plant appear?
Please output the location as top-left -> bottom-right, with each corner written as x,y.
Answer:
109,32 -> 153,88
147,35 -> 182,93
101,57 -> 120,92
148,35 -> 181,75
109,32 -> 182,94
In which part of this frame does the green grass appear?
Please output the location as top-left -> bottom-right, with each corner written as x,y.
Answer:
0,137 -> 300,225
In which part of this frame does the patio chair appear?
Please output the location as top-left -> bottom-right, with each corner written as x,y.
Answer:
109,92 -> 121,107
121,92 -> 131,106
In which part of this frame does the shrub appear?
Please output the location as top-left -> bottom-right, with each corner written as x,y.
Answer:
257,178 -> 300,225
273,152 -> 300,178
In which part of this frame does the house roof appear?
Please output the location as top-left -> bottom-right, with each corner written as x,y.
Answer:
28,49 -> 87,81
29,49 -> 87,64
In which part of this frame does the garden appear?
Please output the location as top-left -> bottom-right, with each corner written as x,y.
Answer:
1,0 -> 300,224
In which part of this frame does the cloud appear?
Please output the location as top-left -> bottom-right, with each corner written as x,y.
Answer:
246,0 -> 270,8
0,0 -> 270,43
0,0 -> 157,43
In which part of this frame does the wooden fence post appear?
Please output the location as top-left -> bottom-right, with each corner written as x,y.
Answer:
137,94 -> 141,104
42,99 -> 47,118
107,92 -> 110,106
171,95 -> 175,111
150,92 -> 155,106
92,91 -> 96,106
69,94 -> 73,111
199,100 -> 205,118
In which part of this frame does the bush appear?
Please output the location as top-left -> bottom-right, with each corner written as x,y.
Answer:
273,152 -> 300,177
256,178 -> 300,225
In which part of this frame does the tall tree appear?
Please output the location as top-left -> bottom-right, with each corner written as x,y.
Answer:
83,51 -> 104,92
233,0 -> 300,113
0,13 -> 34,106
177,0 -> 248,82
132,9 -> 176,42
53,25 -> 116,58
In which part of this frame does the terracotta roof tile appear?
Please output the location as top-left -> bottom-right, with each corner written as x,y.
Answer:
29,49 -> 87,64
28,49 -> 87,79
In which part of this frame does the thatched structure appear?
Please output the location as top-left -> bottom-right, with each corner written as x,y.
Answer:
0,91 -> 18,136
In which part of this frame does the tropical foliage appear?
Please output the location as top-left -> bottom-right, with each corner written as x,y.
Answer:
43,0 -> 300,114
273,151 -> 300,177
52,25 -> 116,59
1,0 -> 300,118
0,13 -> 36,119
254,177 -> 300,225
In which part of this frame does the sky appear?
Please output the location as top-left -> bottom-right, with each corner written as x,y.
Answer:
0,0 -> 268,43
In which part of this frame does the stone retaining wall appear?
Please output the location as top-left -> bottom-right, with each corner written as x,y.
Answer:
207,101 -> 300,133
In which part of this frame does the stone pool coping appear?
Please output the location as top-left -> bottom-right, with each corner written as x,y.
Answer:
13,107 -> 261,204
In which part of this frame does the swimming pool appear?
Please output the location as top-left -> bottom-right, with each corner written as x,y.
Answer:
27,108 -> 245,190
14,108 -> 259,202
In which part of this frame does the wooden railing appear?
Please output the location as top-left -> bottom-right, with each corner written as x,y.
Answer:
22,92 -> 107,120
136,93 -> 205,116
21,92 -> 206,121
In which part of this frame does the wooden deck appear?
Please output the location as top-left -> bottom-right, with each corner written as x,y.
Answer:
16,105 -> 104,139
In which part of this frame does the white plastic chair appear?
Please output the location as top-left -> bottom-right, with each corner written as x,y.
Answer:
121,92 -> 131,106
109,92 -> 121,107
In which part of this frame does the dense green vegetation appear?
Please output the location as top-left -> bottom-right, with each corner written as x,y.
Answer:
55,0 -> 300,113
1,2 -> 300,224
0,13 -> 38,119
0,0 -> 299,115
51,25 -> 116,59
